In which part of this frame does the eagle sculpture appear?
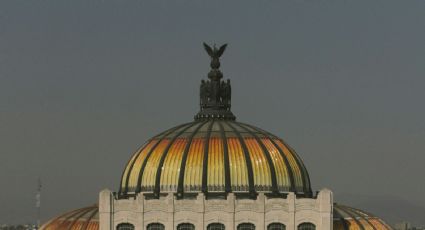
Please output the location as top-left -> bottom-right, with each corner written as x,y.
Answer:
203,42 -> 227,69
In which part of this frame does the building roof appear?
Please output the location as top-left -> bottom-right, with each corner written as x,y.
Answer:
39,205 -> 98,230
334,204 -> 393,230
119,120 -> 312,198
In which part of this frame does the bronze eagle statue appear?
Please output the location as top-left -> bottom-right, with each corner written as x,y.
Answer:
203,43 -> 227,58
203,42 -> 227,69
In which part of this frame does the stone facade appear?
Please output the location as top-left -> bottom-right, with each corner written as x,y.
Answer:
99,189 -> 333,230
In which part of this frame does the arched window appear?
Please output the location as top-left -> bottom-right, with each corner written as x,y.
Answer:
117,223 -> 134,230
147,223 -> 165,230
268,223 -> 286,230
177,223 -> 195,230
238,223 -> 255,230
298,222 -> 316,230
207,223 -> 225,230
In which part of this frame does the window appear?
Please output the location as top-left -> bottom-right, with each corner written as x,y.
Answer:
207,223 -> 225,230
177,223 -> 195,230
298,223 -> 316,230
147,223 -> 165,230
268,223 -> 286,230
117,223 -> 134,230
237,223 -> 255,230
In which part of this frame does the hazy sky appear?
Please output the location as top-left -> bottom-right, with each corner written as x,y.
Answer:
1,0 -> 424,226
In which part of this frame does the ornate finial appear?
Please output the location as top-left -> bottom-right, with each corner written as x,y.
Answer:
203,43 -> 227,70
195,43 -> 235,121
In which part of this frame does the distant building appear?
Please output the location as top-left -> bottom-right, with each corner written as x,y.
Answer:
0,224 -> 37,230
395,221 -> 411,230
394,222 -> 425,230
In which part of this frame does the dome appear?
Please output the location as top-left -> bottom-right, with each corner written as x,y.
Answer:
40,205 -> 98,230
333,204 -> 393,230
118,43 -> 312,198
119,120 -> 312,198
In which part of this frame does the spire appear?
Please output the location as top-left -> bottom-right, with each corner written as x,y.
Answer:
36,177 -> 41,229
195,43 -> 236,121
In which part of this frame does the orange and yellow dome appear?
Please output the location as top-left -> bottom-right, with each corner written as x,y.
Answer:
119,120 -> 312,197
333,204 -> 393,230
40,205 -> 98,230
117,43 -> 315,198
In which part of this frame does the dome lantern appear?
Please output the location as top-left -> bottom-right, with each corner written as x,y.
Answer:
195,43 -> 236,121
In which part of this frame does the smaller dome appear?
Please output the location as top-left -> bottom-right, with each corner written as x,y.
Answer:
40,205 -> 98,230
333,204 -> 393,230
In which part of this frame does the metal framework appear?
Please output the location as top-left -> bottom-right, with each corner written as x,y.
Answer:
177,223 -> 195,230
237,223 -> 255,230
297,223 -> 316,230
146,223 -> 165,230
116,223 -> 135,230
268,223 -> 286,230
207,223 -> 225,230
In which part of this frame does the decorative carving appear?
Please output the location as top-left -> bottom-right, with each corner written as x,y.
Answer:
235,199 -> 263,212
295,201 -> 316,211
199,79 -> 231,110
265,201 -> 288,212
205,199 -> 234,212
144,199 -> 171,212
174,200 -> 203,212
221,79 -> 231,109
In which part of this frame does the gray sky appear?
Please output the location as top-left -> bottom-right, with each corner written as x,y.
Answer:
1,0 -> 424,226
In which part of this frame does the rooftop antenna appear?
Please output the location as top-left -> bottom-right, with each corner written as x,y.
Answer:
35,177 -> 41,229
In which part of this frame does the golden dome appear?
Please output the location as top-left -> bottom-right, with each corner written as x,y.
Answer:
40,205 -> 98,230
119,120 -> 312,198
118,43 -> 314,198
333,204 -> 393,230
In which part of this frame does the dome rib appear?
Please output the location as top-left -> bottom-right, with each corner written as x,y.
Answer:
154,122 -> 200,197
243,122 -> 311,195
334,210 -> 351,230
135,122 -> 191,193
81,207 -> 99,230
236,122 -> 279,195
120,143 -> 147,195
154,122 -> 199,197
342,205 -> 385,230
177,121 -> 209,196
57,207 -> 89,229
67,207 -> 95,230
226,121 -> 256,196
360,209 -> 392,229
333,204 -> 393,230
40,205 -> 98,230
285,139 -> 311,194
42,208 -> 79,229
336,205 -> 367,230
218,121 -> 232,193
201,120 -> 215,193
120,124 -> 181,194
240,122 -> 296,192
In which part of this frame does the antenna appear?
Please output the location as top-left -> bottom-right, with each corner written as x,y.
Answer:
36,177 -> 41,229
